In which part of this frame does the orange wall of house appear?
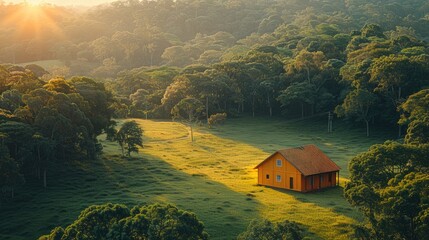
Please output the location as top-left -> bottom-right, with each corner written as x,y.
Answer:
257,153 -> 302,192
303,172 -> 337,192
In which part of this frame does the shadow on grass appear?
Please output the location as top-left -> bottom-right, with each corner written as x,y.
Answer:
270,186 -> 363,221
0,152 -> 260,240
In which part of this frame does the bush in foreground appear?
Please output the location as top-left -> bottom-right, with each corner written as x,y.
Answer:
39,203 -> 208,240
237,219 -> 304,240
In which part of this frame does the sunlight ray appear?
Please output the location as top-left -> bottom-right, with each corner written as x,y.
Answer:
1,4 -> 65,40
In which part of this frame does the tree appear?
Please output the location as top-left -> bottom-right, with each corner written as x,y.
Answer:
238,219 -> 303,240
370,54 -> 423,136
399,89 -> 429,125
32,133 -> 54,188
112,31 -> 140,67
208,113 -> 227,128
69,76 -> 114,137
22,88 -> 54,117
345,141 -> 429,239
40,203 -> 208,240
293,50 -> 325,84
0,89 -> 23,112
404,117 -> 429,145
129,89 -> 152,119
43,77 -> 76,94
161,75 -> 191,111
277,82 -> 316,119
161,46 -> 191,67
380,172 -> 429,240
171,97 -> 204,142
400,89 -> 429,144
116,120 -> 143,157
335,89 -> 377,137
361,24 -> 385,38
0,146 -> 24,198
46,93 -> 95,159
0,121 -> 34,160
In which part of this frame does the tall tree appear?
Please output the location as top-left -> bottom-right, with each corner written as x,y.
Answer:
171,97 -> 204,142
335,89 -> 377,137
345,141 -> 429,239
0,146 -> 24,198
277,82 -> 316,119
399,89 -> 429,145
117,120 -> 143,157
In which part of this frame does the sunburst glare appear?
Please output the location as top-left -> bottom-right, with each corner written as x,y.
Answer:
1,3 -> 64,40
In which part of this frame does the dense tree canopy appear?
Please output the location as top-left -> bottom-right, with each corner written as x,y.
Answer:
237,219 -> 304,240
40,203 -> 208,240
0,65 -> 114,196
345,88 -> 429,239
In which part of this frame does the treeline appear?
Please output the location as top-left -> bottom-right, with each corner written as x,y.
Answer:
0,0 -> 428,75
0,65 -> 114,197
109,22 -> 429,137
345,88 -> 429,239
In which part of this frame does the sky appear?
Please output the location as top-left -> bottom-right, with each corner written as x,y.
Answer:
5,0 -> 114,6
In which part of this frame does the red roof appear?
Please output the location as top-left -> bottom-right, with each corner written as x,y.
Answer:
255,144 -> 340,176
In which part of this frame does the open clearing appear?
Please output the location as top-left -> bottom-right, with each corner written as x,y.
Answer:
0,117 -> 393,239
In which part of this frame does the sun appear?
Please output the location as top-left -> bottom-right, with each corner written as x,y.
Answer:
1,3 -> 64,40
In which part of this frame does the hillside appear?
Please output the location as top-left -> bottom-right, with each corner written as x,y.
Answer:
0,118 -> 392,239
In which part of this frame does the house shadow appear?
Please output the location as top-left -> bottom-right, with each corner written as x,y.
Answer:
270,185 -> 363,221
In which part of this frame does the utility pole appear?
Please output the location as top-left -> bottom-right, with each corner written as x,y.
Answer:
328,111 -> 333,133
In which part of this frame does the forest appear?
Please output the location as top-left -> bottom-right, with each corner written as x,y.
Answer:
0,0 -> 428,239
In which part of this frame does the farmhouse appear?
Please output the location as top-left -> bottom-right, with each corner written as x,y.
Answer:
255,145 -> 340,192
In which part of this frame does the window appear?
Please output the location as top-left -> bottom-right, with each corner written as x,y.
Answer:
321,175 -> 324,183
276,159 -> 282,167
328,174 -> 332,182
266,174 -> 270,179
276,175 -> 281,182
310,177 -> 314,187
290,177 -> 294,189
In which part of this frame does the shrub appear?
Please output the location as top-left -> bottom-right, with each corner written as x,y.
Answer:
238,219 -> 303,240
40,203 -> 208,240
208,113 -> 227,127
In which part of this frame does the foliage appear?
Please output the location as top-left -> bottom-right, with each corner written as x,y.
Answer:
0,66 -> 114,195
400,89 -> 429,144
237,219 -> 303,240
208,113 -> 227,127
171,97 -> 205,122
345,89 -> 429,237
40,203 -> 208,240
335,89 -> 377,136
116,120 -> 143,157
0,146 -> 24,198
345,139 -> 429,239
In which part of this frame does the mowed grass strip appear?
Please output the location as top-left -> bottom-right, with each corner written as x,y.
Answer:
0,117 -> 391,240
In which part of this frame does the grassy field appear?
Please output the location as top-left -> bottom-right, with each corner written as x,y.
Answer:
0,117 -> 393,239
16,60 -> 65,69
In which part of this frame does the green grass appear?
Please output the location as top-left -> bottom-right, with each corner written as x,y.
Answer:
0,117 -> 393,240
